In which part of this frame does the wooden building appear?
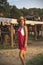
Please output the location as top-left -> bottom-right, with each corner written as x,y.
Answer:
0,17 -> 43,47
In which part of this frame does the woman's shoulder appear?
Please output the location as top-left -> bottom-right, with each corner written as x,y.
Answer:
24,25 -> 27,29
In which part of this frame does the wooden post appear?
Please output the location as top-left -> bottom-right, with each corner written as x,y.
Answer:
0,25 -> 1,43
1,22 -> 3,44
10,24 -> 14,47
35,24 -> 37,40
41,24 -> 43,37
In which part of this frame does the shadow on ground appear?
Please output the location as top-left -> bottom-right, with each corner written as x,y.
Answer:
26,54 -> 43,65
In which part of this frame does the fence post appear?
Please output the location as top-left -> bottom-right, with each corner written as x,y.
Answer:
35,24 -> 37,40
10,24 -> 14,47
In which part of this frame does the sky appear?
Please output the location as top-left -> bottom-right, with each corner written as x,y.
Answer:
7,0 -> 43,9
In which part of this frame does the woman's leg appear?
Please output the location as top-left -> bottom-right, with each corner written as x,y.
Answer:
19,50 -> 26,65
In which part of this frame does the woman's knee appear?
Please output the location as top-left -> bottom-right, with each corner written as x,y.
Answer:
19,51 -> 23,58
19,53 -> 22,58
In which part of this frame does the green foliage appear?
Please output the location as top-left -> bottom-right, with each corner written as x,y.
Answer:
0,0 -> 43,18
10,6 -> 23,18
0,44 -> 18,49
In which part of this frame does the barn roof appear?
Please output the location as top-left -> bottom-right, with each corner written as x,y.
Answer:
0,17 -> 43,25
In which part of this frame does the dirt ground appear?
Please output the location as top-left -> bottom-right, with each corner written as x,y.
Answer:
0,40 -> 43,65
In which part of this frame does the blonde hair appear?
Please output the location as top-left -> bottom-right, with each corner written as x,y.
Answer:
17,16 -> 26,25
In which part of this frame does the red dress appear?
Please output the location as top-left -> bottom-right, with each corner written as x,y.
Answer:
18,27 -> 26,51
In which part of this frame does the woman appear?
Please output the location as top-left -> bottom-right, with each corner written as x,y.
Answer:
17,16 -> 28,65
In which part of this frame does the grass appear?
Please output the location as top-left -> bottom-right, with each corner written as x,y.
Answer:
0,43 -> 18,50
26,54 -> 43,65
0,37 -> 43,49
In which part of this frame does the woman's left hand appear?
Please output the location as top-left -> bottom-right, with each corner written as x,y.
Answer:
24,42 -> 27,48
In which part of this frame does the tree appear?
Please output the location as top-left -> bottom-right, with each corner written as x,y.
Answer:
10,6 -> 23,18
4,3 -> 10,17
0,0 -> 43,19
0,0 -> 8,7
0,0 -> 10,17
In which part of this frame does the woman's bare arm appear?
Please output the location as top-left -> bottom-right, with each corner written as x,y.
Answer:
24,26 -> 28,47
